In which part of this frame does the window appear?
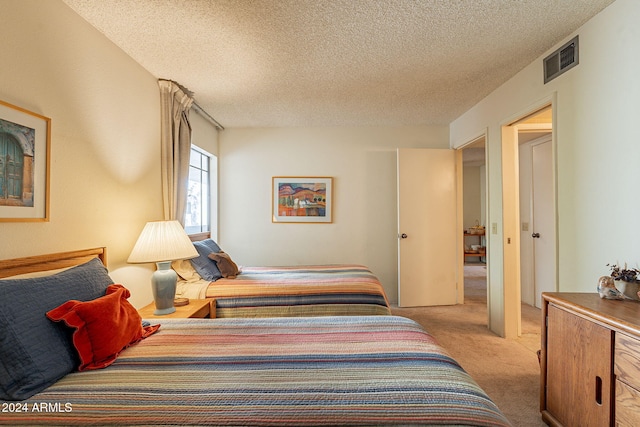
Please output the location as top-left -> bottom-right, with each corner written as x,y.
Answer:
185,146 -> 216,235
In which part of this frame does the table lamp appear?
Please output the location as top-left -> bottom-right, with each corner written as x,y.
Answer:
128,220 -> 199,315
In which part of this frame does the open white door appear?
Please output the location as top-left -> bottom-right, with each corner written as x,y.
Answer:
532,138 -> 556,307
397,148 -> 458,307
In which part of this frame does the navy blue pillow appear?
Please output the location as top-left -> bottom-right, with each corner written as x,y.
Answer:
190,239 -> 223,281
0,258 -> 113,400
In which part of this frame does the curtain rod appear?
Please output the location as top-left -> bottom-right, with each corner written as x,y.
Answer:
158,79 -> 224,130
192,102 -> 225,131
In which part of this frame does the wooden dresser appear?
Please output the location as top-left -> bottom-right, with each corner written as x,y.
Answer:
540,293 -> 640,427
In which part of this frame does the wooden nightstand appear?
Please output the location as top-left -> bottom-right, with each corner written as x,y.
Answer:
138,299 -> 213,319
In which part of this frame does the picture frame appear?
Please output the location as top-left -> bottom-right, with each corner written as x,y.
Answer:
272,176 -> 333,223
0,100 -> 51,222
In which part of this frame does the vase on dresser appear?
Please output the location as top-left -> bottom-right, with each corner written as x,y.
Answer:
616,280 -> 640,300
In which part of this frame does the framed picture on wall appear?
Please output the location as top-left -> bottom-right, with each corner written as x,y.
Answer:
0,99 -> 51,222
272,176 -> 333,223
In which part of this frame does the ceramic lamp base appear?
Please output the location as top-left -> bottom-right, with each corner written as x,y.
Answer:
151,261 -> 177,315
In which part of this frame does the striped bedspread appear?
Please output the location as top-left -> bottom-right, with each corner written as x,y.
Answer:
1,316 -> 510,426
206,264 -> 392,317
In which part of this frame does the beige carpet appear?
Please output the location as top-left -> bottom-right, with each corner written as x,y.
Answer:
392,265 -> 546,427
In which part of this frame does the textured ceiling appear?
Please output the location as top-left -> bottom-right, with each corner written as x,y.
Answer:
62,0 -> 614,128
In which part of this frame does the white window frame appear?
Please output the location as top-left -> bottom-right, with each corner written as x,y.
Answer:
185,145 -> 217,238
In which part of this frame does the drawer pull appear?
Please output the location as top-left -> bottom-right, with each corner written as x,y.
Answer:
595,376 -> 602,405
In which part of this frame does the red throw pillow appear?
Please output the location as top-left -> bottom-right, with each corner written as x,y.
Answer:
47,284 -> 160,371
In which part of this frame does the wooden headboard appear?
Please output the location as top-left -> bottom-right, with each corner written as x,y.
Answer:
0,247 -> 107,279
189,232 -> 210,242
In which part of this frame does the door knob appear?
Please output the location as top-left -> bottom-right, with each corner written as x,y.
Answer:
400,233 -> 408,239
532,233 -> 540,238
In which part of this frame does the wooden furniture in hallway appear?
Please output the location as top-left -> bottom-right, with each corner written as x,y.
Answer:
463,230 -> 486,262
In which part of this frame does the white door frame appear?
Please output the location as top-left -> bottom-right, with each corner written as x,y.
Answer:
501,125 -> 523,338
501,95 -> 557,338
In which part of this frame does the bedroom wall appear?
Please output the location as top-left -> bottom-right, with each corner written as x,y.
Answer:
450,0 -> 639,335
218,126 -> 449,304
0,0 -> 163,307
462,165 -> 482,232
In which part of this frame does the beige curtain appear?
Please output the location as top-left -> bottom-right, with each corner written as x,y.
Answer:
159,80 -> 193,224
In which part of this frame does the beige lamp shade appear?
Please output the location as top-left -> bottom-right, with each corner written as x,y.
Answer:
128,220 -> 198,263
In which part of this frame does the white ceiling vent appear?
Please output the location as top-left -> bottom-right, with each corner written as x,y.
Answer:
544,36 -> 579,84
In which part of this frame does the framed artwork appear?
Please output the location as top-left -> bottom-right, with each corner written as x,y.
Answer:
272,176 -> 333,223
0,100 -> 51,222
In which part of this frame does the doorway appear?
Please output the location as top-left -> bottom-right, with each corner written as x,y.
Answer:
519,132 -> 554,309
502,103 -> 556,338
462,138 -> 487,267
460,135 -> 488,323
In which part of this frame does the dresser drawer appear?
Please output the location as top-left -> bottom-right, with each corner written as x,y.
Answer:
616,380 -> 640,427
615,332 -> 640,388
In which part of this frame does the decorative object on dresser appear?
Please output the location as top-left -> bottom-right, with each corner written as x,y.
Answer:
540,292 -> 640,427
128,220 -> 198,315
606,263 -> 640,300
597,275 -> 626,300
